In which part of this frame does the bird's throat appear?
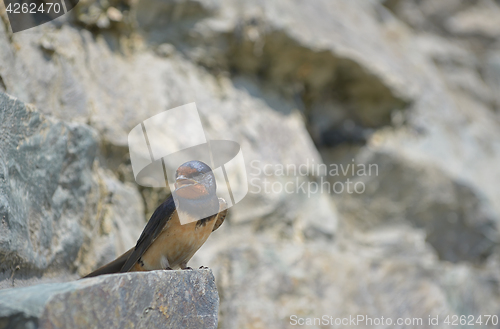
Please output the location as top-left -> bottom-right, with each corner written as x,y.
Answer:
174,184 -> 208,199
173,193 -> 219,223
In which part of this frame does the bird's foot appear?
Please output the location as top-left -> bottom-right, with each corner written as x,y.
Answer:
199,266 -> 209,270
164,267 -> 173,271
181,267 -> 193,270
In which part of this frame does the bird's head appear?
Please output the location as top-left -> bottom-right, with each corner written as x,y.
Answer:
174,160 -> 216,200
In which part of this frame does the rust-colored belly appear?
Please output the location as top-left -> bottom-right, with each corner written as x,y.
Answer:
134,211 -> 216,270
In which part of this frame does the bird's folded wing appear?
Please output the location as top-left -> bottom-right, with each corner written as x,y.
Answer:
120,196 -> 177,272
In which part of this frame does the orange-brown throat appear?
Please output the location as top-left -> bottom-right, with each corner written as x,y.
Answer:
175,183 -> 208,199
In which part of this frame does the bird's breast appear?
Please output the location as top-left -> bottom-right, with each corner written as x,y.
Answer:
139,210 -> 216,270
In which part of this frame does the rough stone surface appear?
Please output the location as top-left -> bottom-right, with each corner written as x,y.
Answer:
338,150 -> 499,263
1,0 -> 500,328
199,228 -> 500,329
0,91 -> 97,284
0,92 -> 145,288
0,269 -> 218,329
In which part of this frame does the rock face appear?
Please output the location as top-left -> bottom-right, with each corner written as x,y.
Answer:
339,151 -> 498,263
0,91 -> 145,288
1,0 -> 500,328
0,269 -> 218,329
0,92 -> 97,285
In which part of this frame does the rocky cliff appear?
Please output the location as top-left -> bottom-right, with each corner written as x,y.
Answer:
1,0 -> 500,328
0,269 -> 218,329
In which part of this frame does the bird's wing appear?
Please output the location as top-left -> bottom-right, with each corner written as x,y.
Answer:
82,247 -> 134,278
212,198 -> 228,232
120,196 -> 177,272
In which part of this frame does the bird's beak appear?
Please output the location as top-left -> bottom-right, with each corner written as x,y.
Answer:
175,175 -> 198,190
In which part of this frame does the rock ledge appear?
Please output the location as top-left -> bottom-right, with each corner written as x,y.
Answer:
0,269 -> 218,329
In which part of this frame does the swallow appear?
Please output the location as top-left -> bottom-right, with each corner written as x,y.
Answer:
83,160 -> 227,278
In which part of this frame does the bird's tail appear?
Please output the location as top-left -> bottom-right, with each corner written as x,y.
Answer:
82,247 -> 134,278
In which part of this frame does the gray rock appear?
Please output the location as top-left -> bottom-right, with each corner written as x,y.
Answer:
0,269 -> 219,329
2,0 -> 500,327
0,92 -> 146,288
337,151 -> 499,263
75,168 -> 146,278
485,47 -> 500,110
0,91 -> 97,284
193,226 -> 500,329
382,0 -> 470,34
0,14 -> 329,231
444,0 -> 500,39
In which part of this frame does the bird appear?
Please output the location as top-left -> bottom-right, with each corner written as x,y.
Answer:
83,160 -> 227,278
